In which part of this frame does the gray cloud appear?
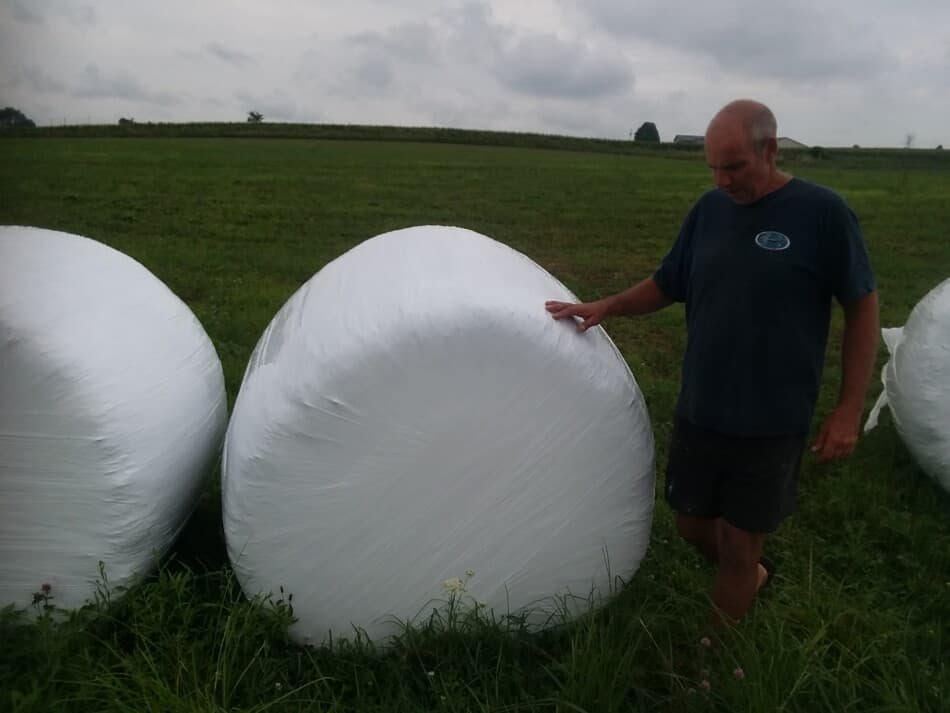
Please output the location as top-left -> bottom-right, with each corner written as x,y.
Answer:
10,65 -> 67,93
319,49 -> 398,99
8,0 -> 96,27
306,1 -> 637,136
11,0 -> 44,24
576,0 -> 894,82
61,2 -> 96,26
333,25 -> 427,95
435,4 -> 632,100
440,1 -> 510,62
349,22 -> 438,64
207,42 -> 255,67
73,65 -> 177,104
338,5 -> 633,104
352,56 -> 394,90
21,0 -> 97,26
328,17 -> 455,99
497,34 -> 633,98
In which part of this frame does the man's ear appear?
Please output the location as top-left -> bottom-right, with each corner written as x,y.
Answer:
765,136 -> 778,162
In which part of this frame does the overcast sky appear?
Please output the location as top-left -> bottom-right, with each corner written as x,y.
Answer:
2,0 -> 948,148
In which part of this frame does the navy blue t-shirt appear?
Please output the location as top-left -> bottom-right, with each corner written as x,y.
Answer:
653,178 -> 875,436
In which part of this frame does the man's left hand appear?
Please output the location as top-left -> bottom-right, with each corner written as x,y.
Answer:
811,405 -> 863,463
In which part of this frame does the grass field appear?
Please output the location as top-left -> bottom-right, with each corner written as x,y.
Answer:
1,135 -> 949,712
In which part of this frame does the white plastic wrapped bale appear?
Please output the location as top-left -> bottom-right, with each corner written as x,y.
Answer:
223,225 -> 655,645
0,226 -> 227,610
865,278 -> 950,493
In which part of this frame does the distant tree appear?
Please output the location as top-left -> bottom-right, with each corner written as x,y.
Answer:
937,144 -> 944,150
118,117 -> 135,126
247,111 -> 264,123
0,106 -> 36,128
905,133 -> 915,149
852,144 -> 860,149
633,121 -> 660,143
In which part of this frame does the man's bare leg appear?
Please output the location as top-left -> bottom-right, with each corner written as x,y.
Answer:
676,514 -> 770,617
711,520 -> 767,623
676,514 -> 719,563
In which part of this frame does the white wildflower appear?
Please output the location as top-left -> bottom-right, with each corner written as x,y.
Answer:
442,577 -> 466,594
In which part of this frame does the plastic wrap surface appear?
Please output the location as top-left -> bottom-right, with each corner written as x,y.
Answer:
223,225 -> 655,645
865,278 -> 950,492
0,226 -> 228,610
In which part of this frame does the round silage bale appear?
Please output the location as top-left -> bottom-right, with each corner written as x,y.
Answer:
223,225 -> 655,645
0,226 -> 227,610
866,278 -> 950,493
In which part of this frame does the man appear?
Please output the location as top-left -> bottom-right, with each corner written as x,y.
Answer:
545,99 -> 879,625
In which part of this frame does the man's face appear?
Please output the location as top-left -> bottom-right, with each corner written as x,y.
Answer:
704,123 -> 774,205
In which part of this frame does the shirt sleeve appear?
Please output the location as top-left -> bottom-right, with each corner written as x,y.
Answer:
653,205 -> 697,303
825,195 -> 876,305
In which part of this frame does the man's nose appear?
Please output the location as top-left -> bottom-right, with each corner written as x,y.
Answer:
713,169 -> 730,188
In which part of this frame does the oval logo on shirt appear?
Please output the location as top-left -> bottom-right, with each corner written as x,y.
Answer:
754,231 -> 791,251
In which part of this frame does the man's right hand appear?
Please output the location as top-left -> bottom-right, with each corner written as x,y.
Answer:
544,299 -> 609,332
545,278 -> 673,332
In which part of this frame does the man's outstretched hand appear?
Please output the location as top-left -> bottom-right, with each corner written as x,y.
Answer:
811,405 -> 863,463
545,300 -> 609,332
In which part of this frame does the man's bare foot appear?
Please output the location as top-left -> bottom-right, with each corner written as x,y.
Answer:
757,556 -> 776,591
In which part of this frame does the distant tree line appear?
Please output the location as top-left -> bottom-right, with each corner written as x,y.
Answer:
0,107 -> 35,128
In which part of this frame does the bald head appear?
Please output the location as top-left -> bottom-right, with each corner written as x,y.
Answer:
703,99 -> 789,204
707,99 -> 777,155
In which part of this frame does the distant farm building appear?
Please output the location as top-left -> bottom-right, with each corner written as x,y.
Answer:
673,134 -> 809,149
777,137 -> 808,149
673,134 -> 705,145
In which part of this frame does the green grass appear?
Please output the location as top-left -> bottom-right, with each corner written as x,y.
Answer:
1,137 -> 949,712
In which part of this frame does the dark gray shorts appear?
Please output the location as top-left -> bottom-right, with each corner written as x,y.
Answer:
664,417 -> 806,534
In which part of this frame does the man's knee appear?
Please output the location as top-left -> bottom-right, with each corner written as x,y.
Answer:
676,514 -> 716,548
717,519 -> 765,572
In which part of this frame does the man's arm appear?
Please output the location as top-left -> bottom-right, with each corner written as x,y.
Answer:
545,277 -> 674,332
811,291 -> 880,462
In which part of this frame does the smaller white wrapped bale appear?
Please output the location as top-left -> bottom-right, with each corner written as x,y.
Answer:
865,278 -> 950,492
224,225 -> 655,645
0,226 -> 228,610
